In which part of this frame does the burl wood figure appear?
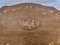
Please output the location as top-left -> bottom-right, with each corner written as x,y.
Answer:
0,3 -> 60,45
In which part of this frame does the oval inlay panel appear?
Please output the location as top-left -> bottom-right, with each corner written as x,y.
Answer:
20,16 -> 41,31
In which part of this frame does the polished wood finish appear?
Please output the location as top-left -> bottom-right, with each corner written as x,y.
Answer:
0,3 -> 60,45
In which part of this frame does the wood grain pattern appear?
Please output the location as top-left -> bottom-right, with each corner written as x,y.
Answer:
0,3 -> 60,45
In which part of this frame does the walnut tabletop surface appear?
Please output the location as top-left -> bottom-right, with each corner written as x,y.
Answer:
0,3 -> 60,45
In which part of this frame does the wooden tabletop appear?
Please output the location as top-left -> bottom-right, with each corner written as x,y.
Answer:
0,3 -> 60,45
